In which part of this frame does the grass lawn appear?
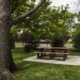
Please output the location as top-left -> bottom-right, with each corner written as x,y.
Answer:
12,48 -> 80,80
15,42 -> 26,46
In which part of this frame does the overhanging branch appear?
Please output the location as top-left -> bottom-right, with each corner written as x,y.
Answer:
11,0 -> 46,25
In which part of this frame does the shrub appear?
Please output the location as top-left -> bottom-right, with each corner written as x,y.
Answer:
19,32 -> 40,53
73,30 -> 80,50
51,33 -> 69,47
24,45 -> 31,53
51,37 -> 64,47
19,32 -> 32,43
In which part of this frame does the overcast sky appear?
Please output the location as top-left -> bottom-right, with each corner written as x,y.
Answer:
36,0 -> 80,13
50,0 -> 79,13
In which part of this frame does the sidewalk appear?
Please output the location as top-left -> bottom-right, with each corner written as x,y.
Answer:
24,55 -> 80,66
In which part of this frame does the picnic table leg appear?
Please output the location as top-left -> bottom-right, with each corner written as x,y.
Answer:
50,49 -> 56,58
63,54 -> 67,60
37,53 -> 42,58
37,53 -> 43,58
37,54 -> 40,58
41,53 -> 44,57
49,54 -> 56,59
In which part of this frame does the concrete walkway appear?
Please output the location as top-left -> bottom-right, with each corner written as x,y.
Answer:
24,55 -> 80,66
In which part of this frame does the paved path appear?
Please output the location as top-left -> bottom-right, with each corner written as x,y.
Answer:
24,55 -> 80,66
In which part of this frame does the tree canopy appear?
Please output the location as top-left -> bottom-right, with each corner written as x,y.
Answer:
11,1 -> 76,41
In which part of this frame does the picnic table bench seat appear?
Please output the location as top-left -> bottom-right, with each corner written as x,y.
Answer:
34,51 -> 69,54
34,47 -> 70,60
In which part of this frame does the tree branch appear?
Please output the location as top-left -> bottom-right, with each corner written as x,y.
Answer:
11,0 -> 46,25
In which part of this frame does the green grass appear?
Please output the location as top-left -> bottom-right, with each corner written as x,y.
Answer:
12,48 -> 80,80
70,52 -> 80,56
65,42 -> 73,45
15,42 -> 26,46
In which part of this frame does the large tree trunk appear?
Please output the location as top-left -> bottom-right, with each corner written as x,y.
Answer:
0,0 -> 46,79
0,0 -> 16,80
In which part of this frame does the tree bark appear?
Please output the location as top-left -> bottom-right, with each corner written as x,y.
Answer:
0,0 -> 46,80
0,0 -> 16,80
0,20 -> 15,80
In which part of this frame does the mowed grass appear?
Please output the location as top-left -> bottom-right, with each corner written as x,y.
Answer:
12,48 -> 80,80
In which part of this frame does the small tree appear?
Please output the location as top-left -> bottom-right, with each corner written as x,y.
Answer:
51,32 -> 69,47
19,32 -> 40,53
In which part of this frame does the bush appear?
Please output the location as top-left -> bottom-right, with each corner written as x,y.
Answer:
73,30 -> 80,50
19,32 -> 40,53
51,33 -> 69,47
24,45 -> 31,53
51,37 -> 64,47
19,32 -> 32,43
30,37 -> 40,50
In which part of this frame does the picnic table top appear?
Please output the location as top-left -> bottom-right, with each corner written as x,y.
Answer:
37,47 -> 70,50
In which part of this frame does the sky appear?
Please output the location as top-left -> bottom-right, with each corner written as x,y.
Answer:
36,0 -> 80,13
50,0 -> 79,13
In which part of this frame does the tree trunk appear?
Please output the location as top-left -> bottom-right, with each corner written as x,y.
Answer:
0,0 -> 16,80
0,0 -> 46,79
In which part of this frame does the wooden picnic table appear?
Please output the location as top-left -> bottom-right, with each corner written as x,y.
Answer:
34,47 -> 70,60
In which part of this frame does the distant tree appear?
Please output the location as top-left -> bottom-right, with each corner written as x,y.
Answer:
72,27 -> 80,50
16,3 -> 76,38
16,4 -> 76,47
72,12 -> 80,50
19,32 -> 40,53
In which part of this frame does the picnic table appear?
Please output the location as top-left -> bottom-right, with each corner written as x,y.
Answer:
34,47 -> 70,60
